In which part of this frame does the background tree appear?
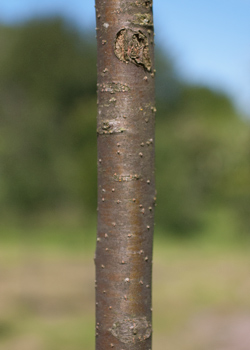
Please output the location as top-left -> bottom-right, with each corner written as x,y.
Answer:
95,1 -> 155,349
0,17 -> 249,238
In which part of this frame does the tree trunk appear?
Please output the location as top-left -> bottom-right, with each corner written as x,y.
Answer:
95,1 -> 155,349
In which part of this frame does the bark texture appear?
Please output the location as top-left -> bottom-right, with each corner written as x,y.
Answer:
95,1 -> 155,349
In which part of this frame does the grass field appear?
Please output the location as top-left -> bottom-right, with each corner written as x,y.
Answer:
1,225 -> 250,350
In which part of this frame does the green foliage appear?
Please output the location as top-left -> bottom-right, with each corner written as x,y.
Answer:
0,19 -> 97,215
155,85 -> 250,236
0,18 -> 249,238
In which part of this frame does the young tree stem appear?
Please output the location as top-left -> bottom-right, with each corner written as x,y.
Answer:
95,1 -> 155,349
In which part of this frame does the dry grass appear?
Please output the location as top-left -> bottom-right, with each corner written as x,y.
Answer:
0,239 -> 250,349
153,242 -> 250,349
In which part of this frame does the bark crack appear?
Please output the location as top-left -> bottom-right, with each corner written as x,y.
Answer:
113,174 -> 142,182
99,82 -> 130,93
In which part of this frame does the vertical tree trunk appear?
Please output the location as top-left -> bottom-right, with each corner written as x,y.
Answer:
95,1 -> 155,349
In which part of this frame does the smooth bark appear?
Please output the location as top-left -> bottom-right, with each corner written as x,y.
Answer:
95,1 -> 155,349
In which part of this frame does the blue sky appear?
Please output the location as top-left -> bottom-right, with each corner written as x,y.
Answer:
0,0 -> 249,115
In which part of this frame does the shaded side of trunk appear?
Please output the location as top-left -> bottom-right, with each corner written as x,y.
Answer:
95,1 -> 155,349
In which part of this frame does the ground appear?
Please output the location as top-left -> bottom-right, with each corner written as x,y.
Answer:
0,232 -> 250,349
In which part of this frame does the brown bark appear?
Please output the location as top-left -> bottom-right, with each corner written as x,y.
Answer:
95,1 -> 155,349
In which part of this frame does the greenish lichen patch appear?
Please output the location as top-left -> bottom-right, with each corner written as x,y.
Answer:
122,0 -> 153,11
114,29 -> 152,71
109,97 -> 116,103
97,120 -> 126,135
132,13 -> 153,27
110,316 -> 152,343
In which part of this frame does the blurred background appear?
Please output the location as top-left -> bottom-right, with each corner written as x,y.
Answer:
0,1 -> 250,349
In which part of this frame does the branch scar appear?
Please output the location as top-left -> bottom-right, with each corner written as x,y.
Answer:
114,29 -> 152,71
110,316 -> 152,343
